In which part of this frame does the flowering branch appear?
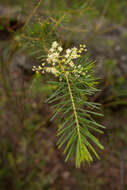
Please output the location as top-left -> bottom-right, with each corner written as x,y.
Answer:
32,41 -> 105,167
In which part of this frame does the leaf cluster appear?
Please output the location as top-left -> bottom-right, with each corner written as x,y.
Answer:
46,55 -> 105,167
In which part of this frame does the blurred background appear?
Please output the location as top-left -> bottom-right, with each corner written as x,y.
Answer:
0,0 -> 127,189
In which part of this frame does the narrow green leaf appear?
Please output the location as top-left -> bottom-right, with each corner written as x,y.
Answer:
57,129 -> 75,148
57,121 -> 74,136
64,130 -> 77,154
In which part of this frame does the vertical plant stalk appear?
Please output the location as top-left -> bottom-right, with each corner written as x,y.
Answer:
59,61 -> 81,137
65,73 -> 83,167
65,73 -> 81,137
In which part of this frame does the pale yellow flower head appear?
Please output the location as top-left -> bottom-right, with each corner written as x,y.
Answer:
32,41 -> 87,78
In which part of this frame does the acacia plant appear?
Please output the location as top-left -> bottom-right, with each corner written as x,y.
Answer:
32,41 -> 105,168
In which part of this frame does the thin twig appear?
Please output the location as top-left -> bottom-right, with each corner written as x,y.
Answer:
22,0 -> 43,32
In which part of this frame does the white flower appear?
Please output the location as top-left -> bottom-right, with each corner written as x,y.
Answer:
51,68 -> 58,75
52,41 -> 59,48
32,66 -> 36,71
71,52 -> 79,59
58,46 -> 63,52
65,54 -> 69,58
72,47 -> 77,52
47,57 -> 51,63
53,52 -> 59,57
69,61 -> 74,67
47,52 -> 59,63
65,47 -> 80,60
65,49 -> 72,58
45,67 -> 58,75
49,48 -> 54,52
66,49 -> 71,54
32,42 -> 88,78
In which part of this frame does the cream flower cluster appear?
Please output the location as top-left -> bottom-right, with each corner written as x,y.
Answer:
47,41 -> 63,64
32,41 -> 87,78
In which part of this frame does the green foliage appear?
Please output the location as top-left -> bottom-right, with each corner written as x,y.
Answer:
0,138 -> 50,190
31,74 -> 57,98
31,38 -> 105,167
44,54 -> 104,167
94,0 -> 127,23
104,59 -> 127,107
